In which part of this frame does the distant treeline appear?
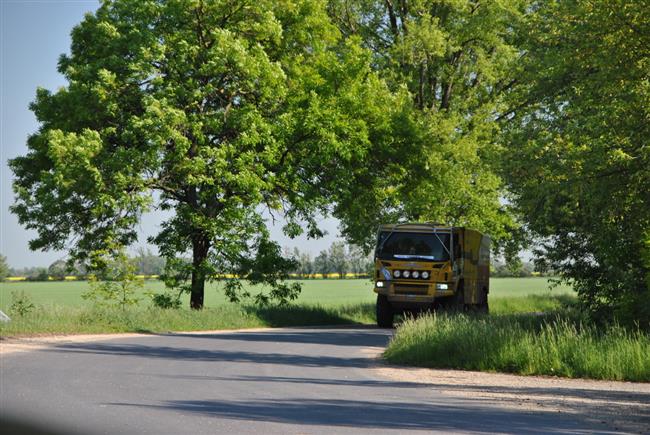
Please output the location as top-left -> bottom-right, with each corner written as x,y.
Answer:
1,247 -> 550,281
1,244 -> 375,281
2,248 -> 164,281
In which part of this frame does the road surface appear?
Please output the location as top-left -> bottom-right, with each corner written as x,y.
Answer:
1,327 -> 647,434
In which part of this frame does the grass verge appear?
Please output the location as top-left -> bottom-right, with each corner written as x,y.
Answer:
0,303 -> 376,336
384,311 -> 650,382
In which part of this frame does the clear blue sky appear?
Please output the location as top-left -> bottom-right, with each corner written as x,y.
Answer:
0,0 -> 339,268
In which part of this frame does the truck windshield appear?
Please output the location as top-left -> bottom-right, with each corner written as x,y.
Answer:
376,231 -> 450,261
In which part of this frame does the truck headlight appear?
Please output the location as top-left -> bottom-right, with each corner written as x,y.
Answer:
393,270 -> 401,278
435,283 -> 448,290
403,270 -> 411,278
376,281 -> 384,288
412,271 -> 420,279
422,271 -> 430,279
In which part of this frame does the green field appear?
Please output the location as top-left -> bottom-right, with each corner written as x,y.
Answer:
0,277 -> 572,311
0,277 -> 575,337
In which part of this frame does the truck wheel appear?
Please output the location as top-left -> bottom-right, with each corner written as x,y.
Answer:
376,294 -> 394,328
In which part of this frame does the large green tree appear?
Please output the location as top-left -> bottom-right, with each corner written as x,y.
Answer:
503,0 -> 650,326
10,0 -> 397,308
327,0 -> 526,254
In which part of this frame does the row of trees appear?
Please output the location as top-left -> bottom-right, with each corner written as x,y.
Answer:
0,248 -> 164,280
9,0 -> 648,326
288,243 -> 373,278
1,246 -> 548,281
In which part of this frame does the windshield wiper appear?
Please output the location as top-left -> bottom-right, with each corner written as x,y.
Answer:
431,229 -> 451,259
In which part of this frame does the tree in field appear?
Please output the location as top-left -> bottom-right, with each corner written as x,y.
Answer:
292,247 -> 314,278
346,244 -> 372,276
48,259 -> 69,280
328,241 -> 349,278
503,0 -> 650,326
0,255 -> 9,281
10,0 -> 398,308
326,0 -> 526,255
313,250 -> 332,275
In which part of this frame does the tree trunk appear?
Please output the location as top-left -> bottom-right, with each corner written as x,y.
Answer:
190,234 -> 209,309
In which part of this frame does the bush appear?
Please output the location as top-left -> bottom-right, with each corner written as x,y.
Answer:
10,291 -> 35,317
83,248 -> 142,310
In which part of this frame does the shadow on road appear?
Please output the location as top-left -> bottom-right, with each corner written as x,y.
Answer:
45,328 -> 391,368
42,327 -> 649,433
170,327 -> 392,347
153,373 -> 425,390
106,398 -> 608,434
46,342 -> 375,368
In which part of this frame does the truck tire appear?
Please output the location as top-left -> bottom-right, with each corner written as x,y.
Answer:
376,294 -> 394,328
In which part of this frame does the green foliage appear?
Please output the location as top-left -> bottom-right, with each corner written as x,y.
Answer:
24,268 -> 49,282
385,312 -> 650,382
227,238 -> 302,306
502,0 -> 650,328
148,291 -> 182,310
82,248 -> 142,310
10,291 -> 36,317
47,260 -> 68,281
133,247 -> 165,275
0,255 -> 9,281
10,0 -> 393,308
159,257 -> 192,294
491,259 -> 540,278
327,0 -> 527,256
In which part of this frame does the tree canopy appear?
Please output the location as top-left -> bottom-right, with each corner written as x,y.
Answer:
327,0 -> 526,255
11,0 -> 399,308
11,0 -> 648,325
503,0 -> 650,326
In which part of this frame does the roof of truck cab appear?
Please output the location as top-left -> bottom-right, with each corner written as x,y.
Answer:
377,223 -> 454,232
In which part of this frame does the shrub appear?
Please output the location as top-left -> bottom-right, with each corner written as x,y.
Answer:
10,291 -> 35,316
83,248 -> 142,310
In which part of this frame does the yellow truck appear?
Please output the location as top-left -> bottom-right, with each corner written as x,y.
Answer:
373,223 -> 490,327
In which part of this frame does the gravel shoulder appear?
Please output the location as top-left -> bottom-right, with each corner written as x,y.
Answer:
374,361 -> 650,434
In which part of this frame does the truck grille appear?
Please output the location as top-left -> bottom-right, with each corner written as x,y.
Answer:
394,284 -> 429,295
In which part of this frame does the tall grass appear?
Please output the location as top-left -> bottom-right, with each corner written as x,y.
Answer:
0,303 -> 376,336
384,312 -> 650,382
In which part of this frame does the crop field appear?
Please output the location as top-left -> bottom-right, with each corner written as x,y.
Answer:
0,277 -> 572,312
0,277 -> 574,337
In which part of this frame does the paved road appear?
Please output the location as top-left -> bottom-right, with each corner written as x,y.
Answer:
1,327 -> 620,434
